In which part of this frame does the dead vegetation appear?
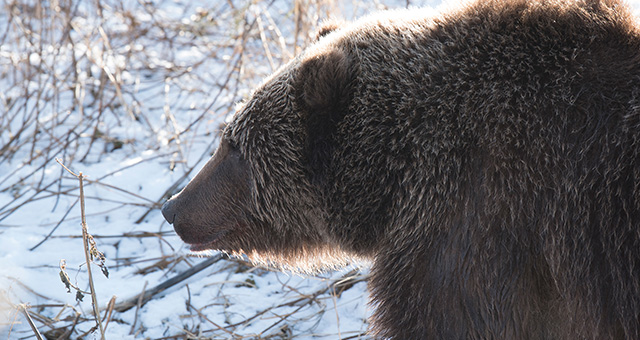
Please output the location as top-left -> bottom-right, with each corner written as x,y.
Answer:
0,0 -> 417,338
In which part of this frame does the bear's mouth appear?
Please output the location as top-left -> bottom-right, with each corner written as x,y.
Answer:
186,231 -> 228,252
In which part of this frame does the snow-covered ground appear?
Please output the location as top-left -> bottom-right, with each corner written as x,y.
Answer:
1,0 -> 640,339
0,1 -> 441,339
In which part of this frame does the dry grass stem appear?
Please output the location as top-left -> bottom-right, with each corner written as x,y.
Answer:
20,304 -> 44,340
56,158 -> 106,340
1,0 -> 380,337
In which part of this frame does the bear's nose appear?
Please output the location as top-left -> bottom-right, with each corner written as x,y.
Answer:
161,200 -> 177,225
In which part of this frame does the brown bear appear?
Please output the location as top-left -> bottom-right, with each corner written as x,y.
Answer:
161,0 -> 640,338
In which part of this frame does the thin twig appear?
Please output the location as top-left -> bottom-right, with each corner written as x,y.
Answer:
129,281 -> 148,335
186,300 -> 236,336
30,197 -> 79,251
20,304 -> 44,340
78,170 -> 105,340
114,254 -> 225,312
102,295 -> 117,334
55,158 -> 105,340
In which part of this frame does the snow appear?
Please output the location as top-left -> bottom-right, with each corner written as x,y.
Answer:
1,0 -> 640,339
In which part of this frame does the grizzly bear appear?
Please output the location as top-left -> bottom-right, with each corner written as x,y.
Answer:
161,0 -> 640,338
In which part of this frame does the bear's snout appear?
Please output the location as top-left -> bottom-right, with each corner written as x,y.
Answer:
160,137 -> 255,251
161,200 -> 177,225
161,197 -> 200,245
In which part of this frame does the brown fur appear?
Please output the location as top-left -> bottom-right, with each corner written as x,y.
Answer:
313,19 -> 345,41
163,0 -> 640,338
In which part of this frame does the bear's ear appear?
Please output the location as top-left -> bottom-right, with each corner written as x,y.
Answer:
313,19 -> 344,42
296,49 -> 355,183
297,50 -> 353,113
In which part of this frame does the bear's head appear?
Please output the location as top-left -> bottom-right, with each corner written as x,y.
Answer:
161,31 -> 359,270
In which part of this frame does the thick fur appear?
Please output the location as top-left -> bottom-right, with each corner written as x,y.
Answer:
162,0 -> 640,338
